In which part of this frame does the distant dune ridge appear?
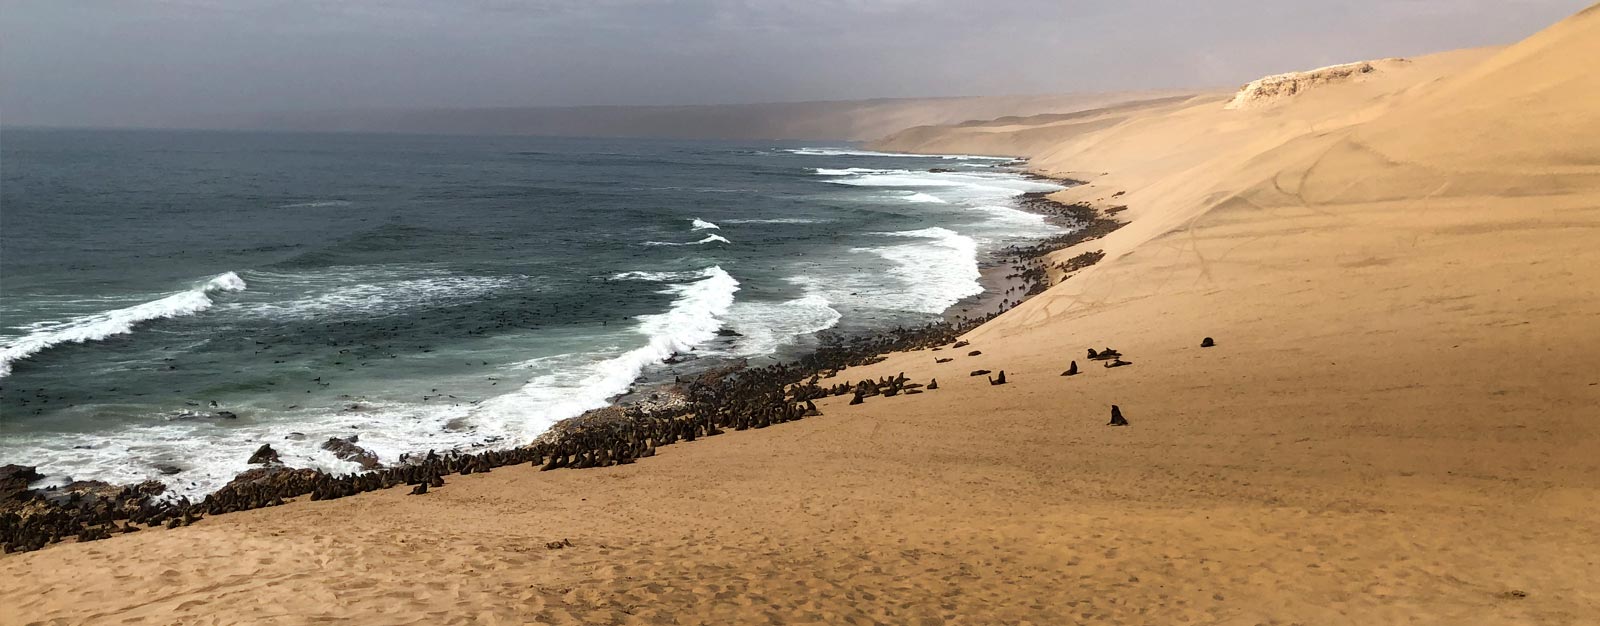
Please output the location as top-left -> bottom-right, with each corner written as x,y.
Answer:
203,91 -> 1193,141
1223,58 -> 1408,110
4,4 -> 1600,625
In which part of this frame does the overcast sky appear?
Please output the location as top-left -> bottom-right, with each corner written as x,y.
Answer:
1,0 -> 1589,127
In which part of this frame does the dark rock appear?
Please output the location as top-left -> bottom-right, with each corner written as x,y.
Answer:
56,480 -> 122,501
224,465 -> 323,491
321,436 -> 381,470
247,444 -> 280,465
0,464 -> 44,503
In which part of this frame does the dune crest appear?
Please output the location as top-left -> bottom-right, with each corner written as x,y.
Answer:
1224,58 -> 1408,110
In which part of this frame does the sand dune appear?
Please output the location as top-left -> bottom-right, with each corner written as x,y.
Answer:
5,5 -> 1600,626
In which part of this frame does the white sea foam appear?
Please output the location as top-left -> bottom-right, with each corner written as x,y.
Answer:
690,218 -> 721,230
859,227 -> 983,314
645,234 -> 732,246
473,266 -> 740,440
276,200 -> 353,209
3,397 -> 511,499
974,204 -> 1049,228
720,293 -> 842,356
723,217 -> 825,224
230,273 -> 526,321
785,148 -> 1011,160
903,192 -> 948,204
0,272 -> 246,378
813,167 -> 894,176
609,270 -> 704,282
3,267 -> 743,498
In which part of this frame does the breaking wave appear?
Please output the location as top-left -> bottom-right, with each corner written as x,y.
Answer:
720,293 -> 842,357
472,266 -> 740,439
645,234 -> 732,246
723,217 -> 825,225
860,228 -> 983,314
0,272 -> 247,378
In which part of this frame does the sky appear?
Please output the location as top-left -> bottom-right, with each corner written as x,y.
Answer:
1,0 -> 1590,128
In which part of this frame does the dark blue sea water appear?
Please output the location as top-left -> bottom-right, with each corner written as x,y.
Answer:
0,129 -> 1062,495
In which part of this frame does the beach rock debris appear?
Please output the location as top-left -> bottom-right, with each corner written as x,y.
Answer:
247,444 -> 281,465
321,436 -> 382,470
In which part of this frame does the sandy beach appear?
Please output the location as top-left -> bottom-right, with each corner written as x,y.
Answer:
5,5 -> 1600,625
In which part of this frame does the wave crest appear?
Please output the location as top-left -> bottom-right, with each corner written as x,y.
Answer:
473,266 -> 740,439
0,272 -> 246,378
645,234 -> 731,246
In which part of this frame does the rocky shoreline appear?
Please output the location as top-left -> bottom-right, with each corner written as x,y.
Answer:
0,174 -> 1125,555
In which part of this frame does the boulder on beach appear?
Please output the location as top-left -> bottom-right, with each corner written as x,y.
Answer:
248,444 -> 281,465
1,464 -> 44,504
225,465 -> 324,491
321,436 -> 382,470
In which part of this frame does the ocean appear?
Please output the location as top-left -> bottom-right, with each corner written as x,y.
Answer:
0,129 -> 1064,496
